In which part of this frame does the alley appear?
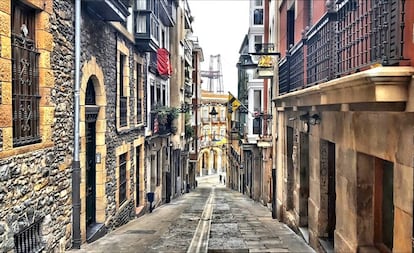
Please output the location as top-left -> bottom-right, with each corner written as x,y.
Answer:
71,175 -> 314,253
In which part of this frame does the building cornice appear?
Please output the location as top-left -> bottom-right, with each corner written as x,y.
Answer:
274,66 -> 414,111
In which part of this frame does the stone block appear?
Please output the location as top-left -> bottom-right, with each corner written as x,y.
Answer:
395,116 -> 414,167
0,104 -> 11,127
394,163 -> 413,215
336,146 -> 356,181
0,57 -> 11,82
0,1 -> 10,14
1,35 -> 11,59
39,68 -> 54,88
39,87 -> 52,106
38,50 -> 51,69
0,11 -> 10,37
393,207 -> 412,253
356,152 -> 374,186
1,81 -> 11,104
40,106 -> 55,125
36,11 -> 50,30
2,127 -> 12,150
36,30 -> 53,51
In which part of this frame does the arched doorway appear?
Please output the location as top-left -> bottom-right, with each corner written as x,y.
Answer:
85,78 -> 99,233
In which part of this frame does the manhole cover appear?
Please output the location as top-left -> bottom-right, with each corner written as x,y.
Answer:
126,230 -> 156,234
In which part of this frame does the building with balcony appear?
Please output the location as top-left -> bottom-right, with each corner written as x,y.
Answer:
135,0 -> 177,206
272,0 -> 414,252
188,37 -> 204,190
197,91 -> 228,177
236,0 -> 274,206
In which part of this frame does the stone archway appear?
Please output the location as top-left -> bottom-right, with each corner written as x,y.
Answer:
79,57 -> 107,242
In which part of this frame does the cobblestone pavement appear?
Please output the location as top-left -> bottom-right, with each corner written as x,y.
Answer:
69,174 -> 314,253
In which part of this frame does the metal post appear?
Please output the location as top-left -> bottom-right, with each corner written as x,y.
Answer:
272,168 -> 277,219
72,0 -> 81,248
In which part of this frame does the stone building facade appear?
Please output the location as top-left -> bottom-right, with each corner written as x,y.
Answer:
273,0 -> 414,252
77,5 -> 147,244
0,0 -> 74,251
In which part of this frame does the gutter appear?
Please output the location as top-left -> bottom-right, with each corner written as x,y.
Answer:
72,0 -> 81,248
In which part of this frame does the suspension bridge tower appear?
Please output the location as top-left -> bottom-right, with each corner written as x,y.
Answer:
200,54 -> 224,93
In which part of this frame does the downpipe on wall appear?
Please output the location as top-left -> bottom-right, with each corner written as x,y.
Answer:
72,0 -> 81,248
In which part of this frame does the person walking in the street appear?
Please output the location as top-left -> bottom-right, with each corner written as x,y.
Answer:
219,174 -> 222,183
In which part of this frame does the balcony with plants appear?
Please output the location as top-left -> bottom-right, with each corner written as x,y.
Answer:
278,0 -> 410,96
150,105 -> 178,135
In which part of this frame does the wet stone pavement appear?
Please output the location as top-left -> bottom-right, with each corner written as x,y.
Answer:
70,175 -> 314,253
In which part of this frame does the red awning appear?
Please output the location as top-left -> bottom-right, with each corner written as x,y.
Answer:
157,48 -> 172,76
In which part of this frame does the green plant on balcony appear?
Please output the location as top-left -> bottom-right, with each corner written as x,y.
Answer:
152,106 -> 178,125
185,124 -> 194,139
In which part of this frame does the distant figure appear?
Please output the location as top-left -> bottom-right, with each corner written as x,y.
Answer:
219,174 -> 222,183
223,177 -> 225,185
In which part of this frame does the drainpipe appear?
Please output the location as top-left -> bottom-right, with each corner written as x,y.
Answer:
72,0 -> 81,248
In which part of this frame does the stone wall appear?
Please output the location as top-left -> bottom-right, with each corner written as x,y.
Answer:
0,0 -> 75,251
81,12 -> 146,230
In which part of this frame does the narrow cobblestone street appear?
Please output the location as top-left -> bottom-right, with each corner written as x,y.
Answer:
70,174 -> 314,253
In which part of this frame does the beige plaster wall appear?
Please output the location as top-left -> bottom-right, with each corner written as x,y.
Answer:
280,110 -> 414,252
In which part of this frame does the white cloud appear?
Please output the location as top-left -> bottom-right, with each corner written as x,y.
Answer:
188,0 -> 250,96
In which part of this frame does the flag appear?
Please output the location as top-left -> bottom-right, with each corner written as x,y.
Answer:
228,92 -> 241,113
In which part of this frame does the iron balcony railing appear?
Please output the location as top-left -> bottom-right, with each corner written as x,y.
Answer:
279,0 -> 407,95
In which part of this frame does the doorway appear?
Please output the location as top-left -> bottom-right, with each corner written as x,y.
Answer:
85,121 -> 96,228
298,132 -> 310,243
136,146 -> 141,207
319,140 -> 336,249
85,78 -> 99,233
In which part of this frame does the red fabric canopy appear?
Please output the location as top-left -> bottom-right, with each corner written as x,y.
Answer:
157,48 -> 172,76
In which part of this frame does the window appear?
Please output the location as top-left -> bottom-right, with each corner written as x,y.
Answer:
12,2 -> 41,146
287,8 -> 295,48
254,35 -> 262,45
136,63 -> 143,124
119,54 -> 127,127
253,90 -> 262,112
136,0 -> 146,9
255,0 -> 263,6
135,146 -> 141,207
253,117 -> 262,135
135,12 -> 146,33
119,153 -> 127,205
253,9 -> 263,25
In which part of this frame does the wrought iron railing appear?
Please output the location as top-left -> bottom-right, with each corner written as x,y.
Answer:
306,12 -> 336,86
14,218 -> 44,253
279,0 -> 407,94
289,42 -> 305,91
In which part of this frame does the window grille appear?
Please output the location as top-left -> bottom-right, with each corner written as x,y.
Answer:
119,54 -> 127,127
119,153 -> 127,204
14,219 -> 44,253
12,2 -> 41,146
136,63 -> 143,124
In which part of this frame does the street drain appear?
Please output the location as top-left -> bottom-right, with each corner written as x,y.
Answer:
126,229 -> 156,234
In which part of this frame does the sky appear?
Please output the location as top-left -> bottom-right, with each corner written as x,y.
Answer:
188,0 -> 250,96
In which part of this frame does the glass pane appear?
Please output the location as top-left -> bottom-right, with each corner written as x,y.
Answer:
136,13 -> 146,33
136,0 -> 146,9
